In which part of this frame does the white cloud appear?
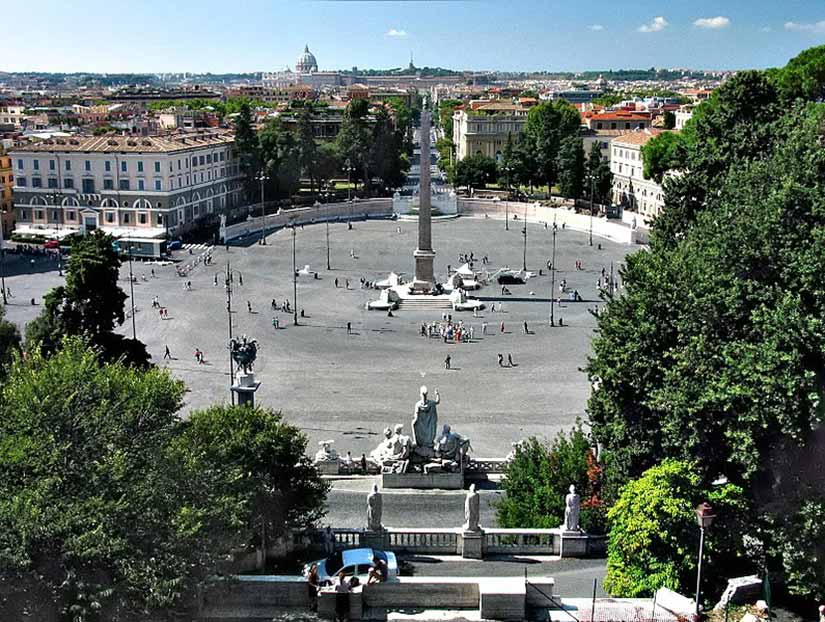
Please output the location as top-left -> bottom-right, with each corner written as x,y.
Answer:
588,24 -> 605,31
785,21 -> 825,33
385,28 -> 408,38
694,16 -> 730,29
760,26 -> 772,33
638,16 -> 668,33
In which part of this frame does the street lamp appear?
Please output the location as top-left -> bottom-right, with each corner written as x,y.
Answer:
586,172 -> 596,247
217,263 -> 243,405
126,242 -> 137,340
694,502 -> 716,617
522,204 -> 528,272
345,158 -> 353,202
0,215 -> 6,305
549,220 -> 557,326
256,162 -> 272,245
291,225 -> 298,326
325,220 -> 331,271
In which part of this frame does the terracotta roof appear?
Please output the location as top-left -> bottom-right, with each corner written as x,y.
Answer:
11,130 -> 235,154
611,128 -> 667,147
588,110 -> 651,121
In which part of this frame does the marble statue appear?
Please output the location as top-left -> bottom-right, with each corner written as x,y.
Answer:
230,335 -> 258,374
314,440 -> 339,464
412,386 -> 440,453
563,484 -> 581,532
370,424 -> 413,472
369,427 -> 394,463
435,424 -> 472,464
463,484 -> 481,532
367,483 -> 383,531
392,424 -> 412,460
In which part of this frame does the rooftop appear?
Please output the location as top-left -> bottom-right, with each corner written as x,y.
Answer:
10,130 -> 234,154
611,128 -> 667,147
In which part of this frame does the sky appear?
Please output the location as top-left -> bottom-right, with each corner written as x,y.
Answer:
3,0 -> 825,74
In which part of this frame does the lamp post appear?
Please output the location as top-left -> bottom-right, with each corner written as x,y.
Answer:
0,217 -> 6,305
256,165 -> 270,245
326,221 -> 331,270
291,225 -> 298,326
587,172 -> 596,247
549,220 -> 557,326
694,502 -> 716,617
505,198 -> 509,231
217,263 -> 243,404
126,242 -> 137,340
522,204 -> 528,271
345,158 -> 353,202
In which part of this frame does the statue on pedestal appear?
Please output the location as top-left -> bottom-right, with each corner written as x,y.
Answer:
412,386 -> 440,456
562,484 -> 581,532
463,483 -> 481,532
314,440 -> 339,464
367,483 -> 383,531
369,424 -> 412,472
230,335 -> 258,374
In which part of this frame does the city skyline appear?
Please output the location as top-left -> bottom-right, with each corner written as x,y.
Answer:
3,0 -> 824,74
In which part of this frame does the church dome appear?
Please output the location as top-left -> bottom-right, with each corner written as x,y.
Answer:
296,45 -> 318,73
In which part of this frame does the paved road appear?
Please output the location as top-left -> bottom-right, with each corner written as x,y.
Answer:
3,218 -> 631,458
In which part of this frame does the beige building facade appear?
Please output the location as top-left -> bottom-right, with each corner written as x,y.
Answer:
452,104 -> 530,161
610,129 -> 668,221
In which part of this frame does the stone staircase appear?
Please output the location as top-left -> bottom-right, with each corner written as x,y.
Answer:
396,296 -> 454,311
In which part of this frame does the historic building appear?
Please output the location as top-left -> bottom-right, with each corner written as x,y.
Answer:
295,44 -> 318,73
0,148 -> 14,238
451,101 -> 532,161
610,129 -> 668,221
9,130 -> 244,238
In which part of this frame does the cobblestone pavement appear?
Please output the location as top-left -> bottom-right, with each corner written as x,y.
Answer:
3,217 -> 633,458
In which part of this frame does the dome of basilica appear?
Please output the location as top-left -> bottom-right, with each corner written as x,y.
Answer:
296,45 -> 318,73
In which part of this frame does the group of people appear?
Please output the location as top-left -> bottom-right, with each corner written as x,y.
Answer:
421,317 -> 475,344
305,561 -> 388,620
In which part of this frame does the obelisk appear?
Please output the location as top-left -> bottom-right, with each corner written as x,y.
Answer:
412,109 -> 435,292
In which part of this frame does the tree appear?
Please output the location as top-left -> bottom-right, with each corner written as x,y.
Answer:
335,98 -> 371,193
25,231 -> 149,367
234,102 -> 260,202
605,460 -> 748,598
370,106 -> 407,192
640,131 -> 685,183
296,107 -> 318,192
453,154 -> 498,190
775,45 -> 825,103
556,136 -> 585,200
522,100 -> 581,194
437,99 -> 463,138
0,303 -> 20,377
662,110 -> 676,130
0,339 -> 225,620
175,405 -> 329,551
772,498 -> 825,600
316,142 -> 341,191
259,118 -> 301,199
497,424 -> 605,533
586,141 -> 612,205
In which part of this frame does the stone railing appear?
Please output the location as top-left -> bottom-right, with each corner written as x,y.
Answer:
385,528 -> 459,554
484,529 -> 557,556
220,198 -> 394,242
464,458 -> 508,475
457,198 -> 645,245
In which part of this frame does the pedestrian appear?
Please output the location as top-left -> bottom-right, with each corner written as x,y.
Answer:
473,308 -> 478,318
335,571 -> 351,622
508,353 -> 515,367
523,321 -> 529,334
151,268 -> 155,278
482,321 -> 488,335
558,317 -> 564,326
163,345 -> 171,360
335,277 -> 339,288
444,355 -> 451,370
159,308 -> 164,320
345,279 -> 350,289
301,309 -> 305,318
306,564 -> 320,612
500,321 -> 505,333
360,453 -> 367,473
214,274 -> 218,287
239,274 -> 243,286
187,280 -> 192,290
5,287 -> 11,298
497,353 -> 504,367
247,301 -> 252,313
271,299 -> 277,310
346,321 -> 352,335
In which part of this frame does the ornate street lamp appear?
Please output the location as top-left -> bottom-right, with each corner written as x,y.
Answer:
694,502 -> 716,617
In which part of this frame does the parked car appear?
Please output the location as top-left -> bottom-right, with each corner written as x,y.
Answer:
44,239 -> 60,249
302,548 -> 398,584
167,239 -> 183,251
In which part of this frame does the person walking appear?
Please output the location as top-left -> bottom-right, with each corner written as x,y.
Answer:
523,320 -> 529,334
214,274 -> 218,287
163,345 -> 172,360
500,320 -> 505,333
482,321 -> 488,335
497,353 -> 504,367
306,564 -> 320,612
238,274 -> 243,286
346,321 -> 352,335
247,300 -> 252,313
444,354 -> 451,370
335,277 -> 339,288
334,571 -> 351,622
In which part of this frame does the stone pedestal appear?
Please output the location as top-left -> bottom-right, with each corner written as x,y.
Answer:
459,530 -> 484,559
231,371 -> 261,407
558,530 -> 589,557
361,529 -> 387,550
382,471 -> 463,490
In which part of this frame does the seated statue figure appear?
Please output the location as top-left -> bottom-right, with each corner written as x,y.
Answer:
435,424 -> 472,466
369,427 -> 395,465
314,440 -> 339,464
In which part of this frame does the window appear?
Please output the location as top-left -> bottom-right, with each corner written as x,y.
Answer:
199,155 -> 205,166
105,160 -> 111,172
121,161 -> 127,172
138,179 -> 145,191
65,160 -> 71,171
186,175 -> 190,185
82,179 -> 95,193
219,151 -> 225,162
17,177 -> 26,187
191,157 -> 197,167
17,159 -> 23,170
103,179 -> 114,190
67,211 -> 76,220
49,159 -> 55,171
35,210 -> 44,219
33,160 -> 39,170
138,213 -> 147,225
64,178 -> 74,189
123,213 -> 130,224
52,210 -> 59,220
178,159 -> 181,170
158,213 -> 163,224
154,179 -> 162,191
170,179 -> 174,190
206,154 -> 212,164
137,161 -> 144,173
85,160 -> 91,171
625,123 -> 630,129
106,212 -> 114,223
154,161 -> 161,173
119,179 -> 130,190
48,178 -> 58,189
32,177 -> 42,187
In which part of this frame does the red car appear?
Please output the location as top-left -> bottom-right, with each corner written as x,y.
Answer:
44,239 -> 60,249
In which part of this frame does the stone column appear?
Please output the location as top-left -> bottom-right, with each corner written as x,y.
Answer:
413,110 -> 435,291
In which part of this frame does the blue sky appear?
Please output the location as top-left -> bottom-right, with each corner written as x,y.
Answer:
4,0 -> 825,73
